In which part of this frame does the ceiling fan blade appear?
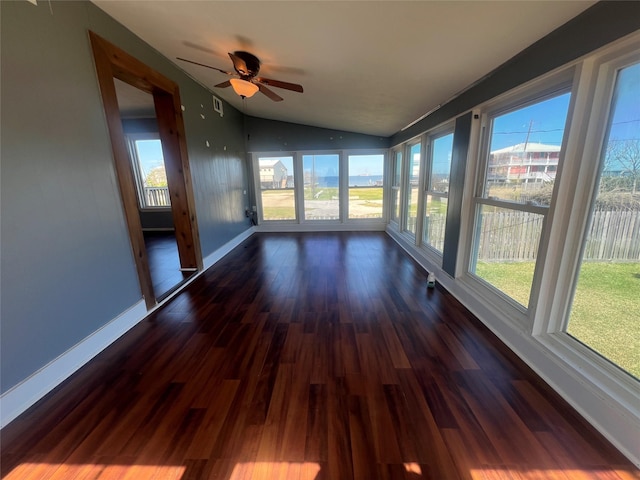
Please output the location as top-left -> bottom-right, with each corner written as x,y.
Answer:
215,80 -> 232,88
257,83 -> 283,102
228,52 -> 250,76
256,77 -> 303,93
176,57 -> 233,75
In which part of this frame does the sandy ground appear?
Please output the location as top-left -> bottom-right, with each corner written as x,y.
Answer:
262,191 -> 383,218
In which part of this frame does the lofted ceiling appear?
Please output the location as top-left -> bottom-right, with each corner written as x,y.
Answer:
93,1 -> 595,138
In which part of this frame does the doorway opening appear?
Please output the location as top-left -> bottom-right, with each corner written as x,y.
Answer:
90,32 -> 202,308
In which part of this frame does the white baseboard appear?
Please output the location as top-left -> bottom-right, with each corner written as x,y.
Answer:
203,227 -> 255,270
1,227 -> 256,430
0,300 -> 147,428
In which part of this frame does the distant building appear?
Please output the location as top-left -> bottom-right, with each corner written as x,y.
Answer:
488,142 -> 560,187
259,159 -> 288,189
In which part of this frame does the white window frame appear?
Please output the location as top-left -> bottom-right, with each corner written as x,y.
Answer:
346,150 -> 387,222
126,132 -> 171,211
461,69 -> 576,327
420,122 -> 455,258
533,34 -> 640,400
402,136 -> 426,242
300,150 -> 343,224
389,148 -> 404,228
252,149 -> 388,230
253,152 -> 298,224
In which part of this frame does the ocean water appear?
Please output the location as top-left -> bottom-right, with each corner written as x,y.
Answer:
312,175 -> 384,187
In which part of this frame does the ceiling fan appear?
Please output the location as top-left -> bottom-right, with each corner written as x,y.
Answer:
177,51 -> 303,102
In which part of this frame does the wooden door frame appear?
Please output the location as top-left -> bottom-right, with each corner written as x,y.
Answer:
89,31 -> 202,309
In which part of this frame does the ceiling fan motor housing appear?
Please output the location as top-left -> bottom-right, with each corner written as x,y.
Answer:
233,51 -> 261,78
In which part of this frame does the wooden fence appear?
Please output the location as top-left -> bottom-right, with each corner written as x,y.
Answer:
144,186 -> 171,207
583,210 -> 640,261
473,210 -> 640,262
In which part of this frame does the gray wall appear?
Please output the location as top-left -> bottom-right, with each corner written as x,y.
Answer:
245,116 -> 390,152
0,1 -> 249,393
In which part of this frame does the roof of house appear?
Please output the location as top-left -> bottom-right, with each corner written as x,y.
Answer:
258,160 -> 284,168
491,142 -> 562,155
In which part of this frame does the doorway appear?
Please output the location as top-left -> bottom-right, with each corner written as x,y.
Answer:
90,32 -> 202,308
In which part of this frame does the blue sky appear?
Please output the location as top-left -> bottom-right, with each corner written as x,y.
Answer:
259,154 -> 385,176
607,61 -> 640,144
490,92 -> 571,151
135,139 -> 165,176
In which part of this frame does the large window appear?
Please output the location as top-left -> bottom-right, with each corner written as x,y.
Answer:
303,154 -> 340,220
254,150 -> 386,226
566,60 -> 640,379
470,91 -> 571,308
423,131 -> 453,253
128,136 -> 170,209
404,142 -> 422,236
257,156 -> 296,221
348,154 -> 384,219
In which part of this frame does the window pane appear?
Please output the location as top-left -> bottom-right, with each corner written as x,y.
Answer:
567,62 -> 640,379
471,205 -> 544,307
485,93 -> 570,205
259,156 -> 295,221
134,139 -> 170,208
404,143 -> 421,234
348,154 -> 384,219
423,133 -> 453,252
391,151 -> 402,223
303,154 -> 340,220
430,133 -> 453,192
423,195 -> 448,252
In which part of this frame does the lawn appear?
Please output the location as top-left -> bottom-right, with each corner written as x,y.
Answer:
476,261 -> 639,379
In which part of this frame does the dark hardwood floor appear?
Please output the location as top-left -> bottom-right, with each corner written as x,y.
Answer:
144,230 -> 194,300
1,232 -> 637,480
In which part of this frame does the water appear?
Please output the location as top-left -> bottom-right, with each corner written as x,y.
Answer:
312,175 -> 384,187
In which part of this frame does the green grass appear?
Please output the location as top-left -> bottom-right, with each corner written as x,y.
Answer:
348,187 -> 383,200
475,261 -> 535,307
477,261 -> 640,378
304,187 -> 339,200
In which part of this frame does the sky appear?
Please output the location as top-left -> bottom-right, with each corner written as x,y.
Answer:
259,154 -> 385,177
490,92 -> 571,151
135,139 -> 165,177
606,61 -> 640,144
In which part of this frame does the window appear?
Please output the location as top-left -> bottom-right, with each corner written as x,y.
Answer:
423,131 -> 454,253
128,136 -> 170,209
390,150 -> 403,224
257,155 -> 296,221
348,154 -> 384,220
404,142 -> 422,236
566,61 -> 640,379
303,154 -> 340,221
470,91 -> 571,308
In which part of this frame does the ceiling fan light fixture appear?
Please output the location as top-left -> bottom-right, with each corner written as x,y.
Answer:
230,78 -> 259,98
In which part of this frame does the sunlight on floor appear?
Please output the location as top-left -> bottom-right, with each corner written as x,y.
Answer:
4,463 -> 186,480
404,462 -> 423,475
470,468 -> 640,480
230,462 -> 321,480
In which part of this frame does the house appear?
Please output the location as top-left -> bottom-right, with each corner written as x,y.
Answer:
259,159 -> 288,189
488,142 -> 561,186
1,0 -> 639,473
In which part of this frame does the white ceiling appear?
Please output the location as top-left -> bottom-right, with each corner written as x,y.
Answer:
93,1 -> 595,137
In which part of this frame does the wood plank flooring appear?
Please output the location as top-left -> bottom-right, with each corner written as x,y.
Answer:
1,232 -> 637,480
144,231 -> 193,300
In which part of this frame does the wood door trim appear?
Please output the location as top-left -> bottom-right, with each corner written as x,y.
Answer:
89,31 -> 202,308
